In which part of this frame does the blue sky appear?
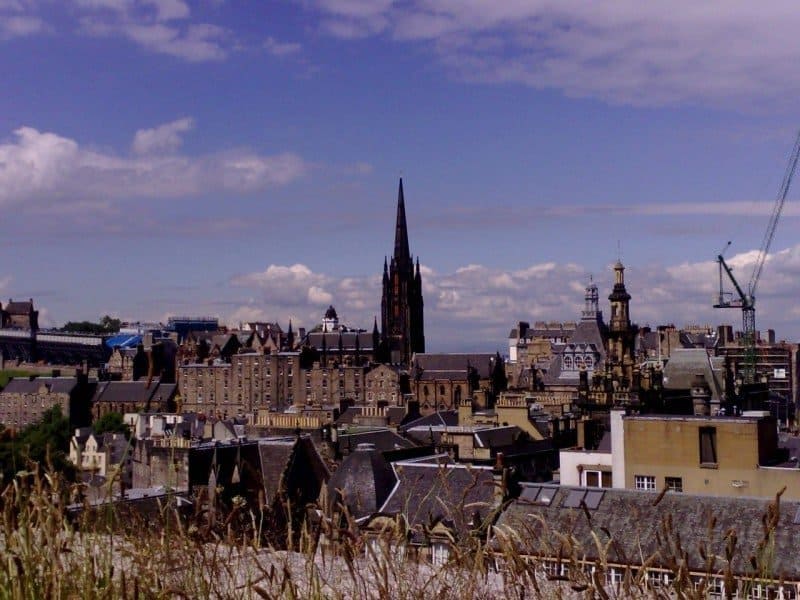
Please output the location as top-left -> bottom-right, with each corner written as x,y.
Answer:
2,1 -> 800,350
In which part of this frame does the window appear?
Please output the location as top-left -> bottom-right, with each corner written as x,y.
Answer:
584,470 -> 612,489
431,542 -> 449,567
607,568 -> 624,586
699,427 -> 718,466
563,356 -> 573,370
635,475 -> 656,491
665,477 -> 683,492
647,571 -> 665,588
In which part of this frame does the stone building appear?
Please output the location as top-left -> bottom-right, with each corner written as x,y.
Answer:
0,373 -> 94,431
300,307 -> 378,367
504,262 -> 640,414
91,380 -> 177,420
410,353 -> 505,416
0,298 -> 39,331
493,482 -> 800,597
69,429 -> 132,489
365,364 -> 408,407
129,413 -> 203,490
178,348 -> 373,418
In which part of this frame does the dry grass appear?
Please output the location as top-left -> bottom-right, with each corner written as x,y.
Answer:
0,465 -> 787,599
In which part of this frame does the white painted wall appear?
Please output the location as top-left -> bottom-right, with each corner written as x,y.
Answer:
611,409 -> 626,489
559,449 -> 613,486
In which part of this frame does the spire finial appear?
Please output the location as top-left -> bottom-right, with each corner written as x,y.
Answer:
393,177 -> 411,268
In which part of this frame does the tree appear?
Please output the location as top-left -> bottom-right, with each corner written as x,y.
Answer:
62,315 -> 121,335
0,406 -> 75,485
93,411 -> 130,439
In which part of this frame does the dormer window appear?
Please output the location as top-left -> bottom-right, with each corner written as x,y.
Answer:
563,356 -> 573,370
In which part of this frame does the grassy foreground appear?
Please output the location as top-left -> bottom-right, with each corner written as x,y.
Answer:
0,465 -> 786,599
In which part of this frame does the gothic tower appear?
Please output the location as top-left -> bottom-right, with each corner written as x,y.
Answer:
381,178 -> 425,365
607,261 -> 636,387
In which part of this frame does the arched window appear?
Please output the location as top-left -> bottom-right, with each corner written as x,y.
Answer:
563,356 -> 573,370
584,355 -> 594,369
440,385 -> 446,396
454,386 -> 462,403
575,356 -> 584,369
423,385 -> 429,399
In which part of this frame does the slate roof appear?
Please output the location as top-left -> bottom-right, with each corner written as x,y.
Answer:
5,300 -> 33,314
335,406 -> 363,425
385,406 -> 406,426
398,410 -> 458,434
338,428 -> 416,453
92,380 -> 176,406
493,483 -> 800,579
378,457 -> 500,543
662,348 -> 725,401
541,318 -> 608,385
258,440 -> 298,504
474,425 -> 525,448
328,444 -> 397,520
190,436 -> 329,507
304,331 -> 375,352
412,353 -> 496,381
1,377 -> 78,395
679,330 -> 719,350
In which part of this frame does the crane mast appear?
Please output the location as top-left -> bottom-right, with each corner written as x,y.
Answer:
714,130 -> 800,383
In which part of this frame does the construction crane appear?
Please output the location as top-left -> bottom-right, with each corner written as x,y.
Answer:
714,130 -> 800,383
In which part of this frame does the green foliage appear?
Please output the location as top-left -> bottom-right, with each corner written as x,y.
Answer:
0,370 -> 37,390
61,315 -> 121,335
0,406 -> 75,485
92,411 -> 130,438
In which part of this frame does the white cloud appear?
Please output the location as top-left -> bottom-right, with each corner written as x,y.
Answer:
0,124 -> 308,208
232,243 -> 800,351
264,36 -> 302,57
0,14 -> 44,38
132,116 -> 194,155
20,0 -> 233,61
304,1 -> 800,109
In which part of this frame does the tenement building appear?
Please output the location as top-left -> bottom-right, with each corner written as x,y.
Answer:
381,179 -> 425,365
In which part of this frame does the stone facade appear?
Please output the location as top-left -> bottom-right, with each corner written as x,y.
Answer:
179,350 -> 372,418
0,374 -> 93,431
365,364 -> 408,407
131,438 -> 192,490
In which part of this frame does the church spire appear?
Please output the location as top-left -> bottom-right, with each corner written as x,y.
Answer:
394,178 -> 411,268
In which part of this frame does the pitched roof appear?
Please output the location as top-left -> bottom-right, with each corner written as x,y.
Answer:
378,457 -> 499,543
92,380 -> 175,406
398,410 -> 458,434
412,353 -> 496,380
304,331 -> 375,352
5,300 -> 33,314
662,348 -> 725,400
0,377 -> 78,395
338,428 -> 416,453
328,444 -> 397,520
493,484 -> 800,579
